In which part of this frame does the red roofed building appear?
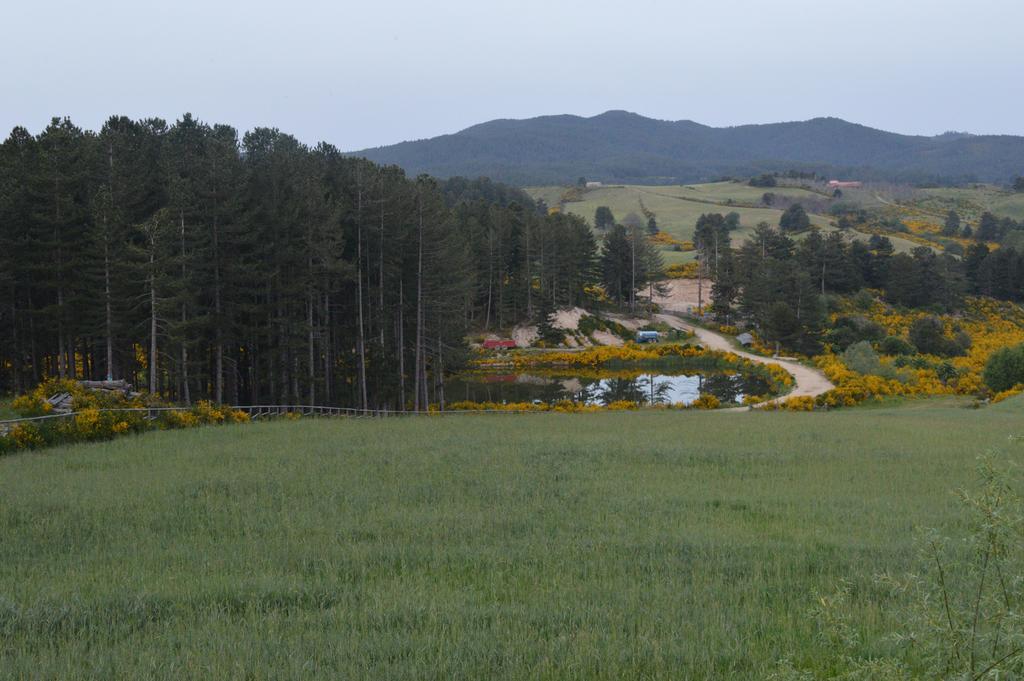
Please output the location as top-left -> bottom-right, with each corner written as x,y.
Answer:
482,339 -> 517,350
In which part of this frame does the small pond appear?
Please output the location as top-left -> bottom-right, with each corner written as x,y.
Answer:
445,370 -> 772,407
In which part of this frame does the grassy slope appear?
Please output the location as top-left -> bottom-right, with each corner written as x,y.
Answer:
916,186 -> 1024,221
527,182 -> 923,254
2,399 -> 1023,679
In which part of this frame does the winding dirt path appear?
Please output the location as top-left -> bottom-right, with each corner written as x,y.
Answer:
651,313 -> 835,406
649,280 -> 834,404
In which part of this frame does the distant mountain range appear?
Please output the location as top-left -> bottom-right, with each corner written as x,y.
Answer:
352,111 -> 1024,186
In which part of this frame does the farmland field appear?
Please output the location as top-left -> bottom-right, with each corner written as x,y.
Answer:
2,397 -> 1022,679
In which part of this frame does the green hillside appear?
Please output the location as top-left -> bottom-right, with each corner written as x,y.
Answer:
354,110 -> 1024,185
2,399 -> 1021,679
527,182 -> 924,256
915,185 -> 1024,222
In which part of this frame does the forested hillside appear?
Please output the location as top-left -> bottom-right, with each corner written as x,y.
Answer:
354,111 -> 1024,185
0,116 -> 600,409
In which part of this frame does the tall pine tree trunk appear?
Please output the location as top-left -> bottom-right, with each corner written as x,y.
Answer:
630,228 -> 637,315
148,244 -> 158,396
379,175 -> 386,347
398,279 -> 405,410
322,291 -> 332,404
179,212 -> 191,406
213,214 -> 224,404
307,288 -> 315,405
103,237 -> 114,380
414,189 -> 425,412
356,174 -> 369,411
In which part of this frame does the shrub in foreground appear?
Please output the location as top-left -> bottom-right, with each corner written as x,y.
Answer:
774,452 -> 1024,679
983,343 -> 1024,393
0,380 -> 251,454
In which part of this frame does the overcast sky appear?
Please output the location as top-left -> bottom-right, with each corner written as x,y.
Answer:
3,0 -> 1020,150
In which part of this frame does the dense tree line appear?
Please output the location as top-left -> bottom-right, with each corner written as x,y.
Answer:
0,116 -> 601,408
703,215 -> 1024,353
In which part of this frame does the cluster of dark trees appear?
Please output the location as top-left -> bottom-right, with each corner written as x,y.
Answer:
588,206 -> 666,310
939,209 -> 1023,242
0,116 -> 604,409
701,215 -> 1024,353
748,174 -> 777,188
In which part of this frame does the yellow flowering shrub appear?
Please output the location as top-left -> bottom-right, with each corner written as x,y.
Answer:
0,377 -> 261,453
992,386 -> 1023,404
161,410 -> 199,429
816,296 -> 1024,407
7,424 -> 45,450
665,262 -> 699,279
760,395 -> 817,411
192,400 -> 225,424
11,393 -> 51,416
691,394 -> 720,410
782,396 -> 816,411
583,284 -> 610,303
648,232 -> 687,248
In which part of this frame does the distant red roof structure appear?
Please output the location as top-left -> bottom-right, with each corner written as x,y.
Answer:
482,339 -> 517,350
827,180 -> 863,189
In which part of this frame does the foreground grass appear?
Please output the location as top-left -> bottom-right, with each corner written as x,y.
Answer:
2,401 -> 1023,679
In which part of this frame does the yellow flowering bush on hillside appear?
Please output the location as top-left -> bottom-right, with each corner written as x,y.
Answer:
648,232 -> 688,248
665,262 -> 699,279
814,296 -> 1024,407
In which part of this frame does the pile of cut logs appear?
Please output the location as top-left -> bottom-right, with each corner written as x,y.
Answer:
77,379 -> 141,400
14,380 -> 142,420
44,392 -> 75,415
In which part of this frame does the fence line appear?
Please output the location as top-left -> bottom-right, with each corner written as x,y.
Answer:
0,403 -> 542,428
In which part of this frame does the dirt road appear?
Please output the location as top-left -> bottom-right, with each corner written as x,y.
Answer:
651,312 -> 835,406
650,278 -> 834,403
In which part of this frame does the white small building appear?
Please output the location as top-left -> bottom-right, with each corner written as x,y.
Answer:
585,181 -> 603,189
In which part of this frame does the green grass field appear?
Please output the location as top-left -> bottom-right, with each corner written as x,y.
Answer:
527,182 -> 834,242
3,399 -> 1023,679
527,182 -> 924,256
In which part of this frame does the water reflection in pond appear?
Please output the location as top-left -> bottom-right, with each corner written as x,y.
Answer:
446,371 -> 771,407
